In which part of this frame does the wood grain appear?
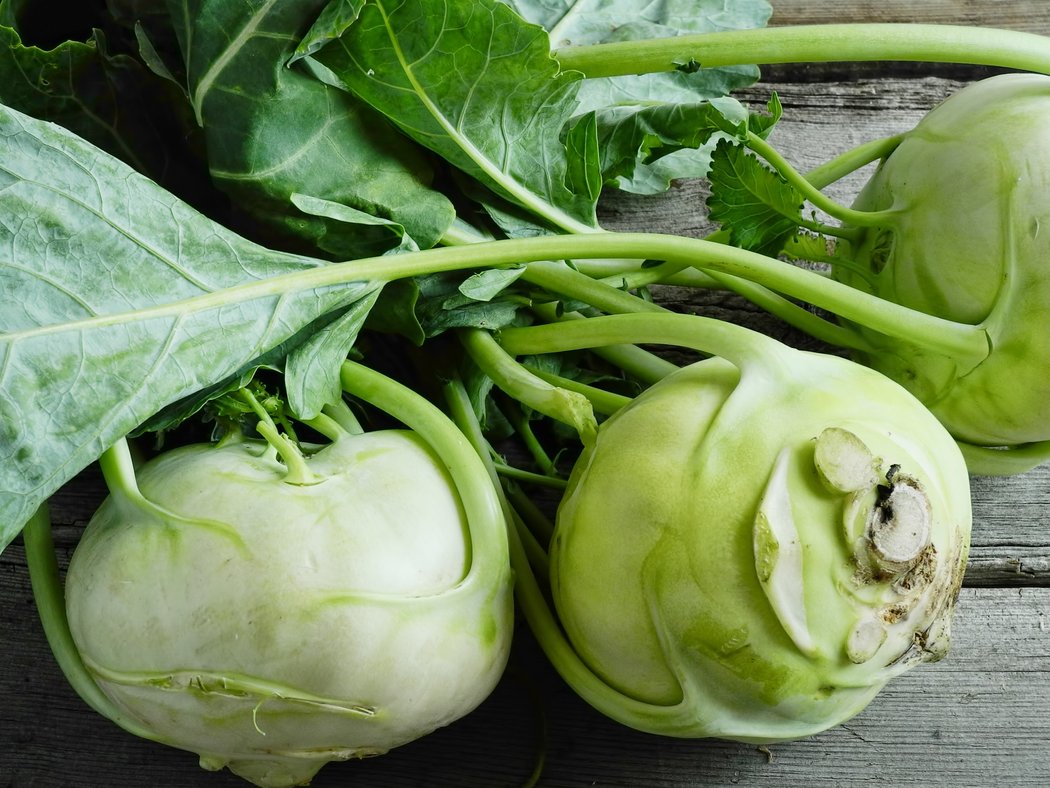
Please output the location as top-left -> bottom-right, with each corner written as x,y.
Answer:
5,2 -> 1050,787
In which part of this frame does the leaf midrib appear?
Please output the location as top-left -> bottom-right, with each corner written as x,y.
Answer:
369,0 -> 599,236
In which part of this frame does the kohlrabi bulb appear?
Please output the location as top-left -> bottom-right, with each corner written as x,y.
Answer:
65,430 -> 513,787
839,72 -> 1050,448
550,352 -> 971,742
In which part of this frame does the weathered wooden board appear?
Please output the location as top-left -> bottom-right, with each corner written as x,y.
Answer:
4,2 -> 1050,787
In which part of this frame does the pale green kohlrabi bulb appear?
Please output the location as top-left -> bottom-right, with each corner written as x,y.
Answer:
64,429 -> 513,787
550,352 -> 971,742
840,72 -> 1050,448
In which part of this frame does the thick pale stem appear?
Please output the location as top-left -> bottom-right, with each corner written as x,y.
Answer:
459,328 -> 599,444
554,24 -> 1050,78
69,232 -> 988,372
443,378 -> 700,735
338,360 -> 508,590
22,505 -> 164,743
804,134 -> 906,191
498,312 -> 779,372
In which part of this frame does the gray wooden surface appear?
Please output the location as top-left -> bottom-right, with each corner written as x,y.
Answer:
4,2 -> 1050,787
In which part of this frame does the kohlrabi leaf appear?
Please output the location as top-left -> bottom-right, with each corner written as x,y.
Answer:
510,0 -> 771,112
290,193 -> 420,253
0,104 -> 371,550
284,287 -> 382,420
596,97 -> 748,192
415,273 -> 528,337
458,267 -> 527,302
507,0 -> 771,194
168,0 -> 455,258
304,0 -> 601,235
0,2 -> 187,189
706,139 -> 804,257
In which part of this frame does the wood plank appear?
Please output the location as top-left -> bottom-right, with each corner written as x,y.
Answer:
3,585 -> 1046,786
768,0 -> 1050,32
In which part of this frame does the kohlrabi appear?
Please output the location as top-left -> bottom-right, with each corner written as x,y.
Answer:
476,312 -> 971,742
829,73 -> 1050,463
25,362 -> 512,788
688,72 -> 1050,475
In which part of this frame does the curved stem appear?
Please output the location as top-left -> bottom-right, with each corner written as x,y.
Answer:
339,360 -> 509,591
322,397 -> 365,435
499,312 -> 782,373
523,364 -> 633,416
104,231 -> 987,372
492,461 -> 568,490
301,411 -> 347,442
529,302 -> 679,384
590,254 -> 872,352
514,239 -> 988,367
804,134 -> 905,190
444,378 -> 701,735
746,133 -> 900,229
22,504 -> 163,743
459,328 -> 599,444
554,24 -> 1050,78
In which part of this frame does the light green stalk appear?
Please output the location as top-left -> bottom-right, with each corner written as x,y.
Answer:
555,24 -> 1050,79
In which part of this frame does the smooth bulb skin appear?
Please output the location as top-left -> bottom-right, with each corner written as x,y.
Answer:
551,354 -> 971,742
65,431 -> 513,787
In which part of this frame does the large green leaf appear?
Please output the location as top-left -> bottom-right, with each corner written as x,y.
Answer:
167,0 -> 455,258
509,0 -> 772,194
0,104 -> 370,550
0,0 -> 189,189
304,0 -> 601,236
508,0 -> 771,111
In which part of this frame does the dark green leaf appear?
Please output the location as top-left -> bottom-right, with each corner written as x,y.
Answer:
596,98 -> 748,192
706,139 -> 804,257
364,278 -> 426,345
168,0 -> 455,258
0,6 -> 189,189
306,0 -> 600,235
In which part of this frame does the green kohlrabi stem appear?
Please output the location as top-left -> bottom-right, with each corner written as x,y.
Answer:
554,24 -> 1050,78
491,461 -> 568,490
22,505 -> 165,743
593,259 -> 872,352
498,312 -> 790,373
322,397 -> 365,435
502,481 -> 558,548
444,378 -> 704,735
300,411 -> 348,443
523,364 -> 633,416
73,232 -> 988,372
460,328 -> 599,444
529,302 -> 679,385
804,134 -> 906,191
512,243 -> 987,369
339,360 -> 509,592
505,402 -> 558,476
234,388 -> 317,485
746,132 -> 900,229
